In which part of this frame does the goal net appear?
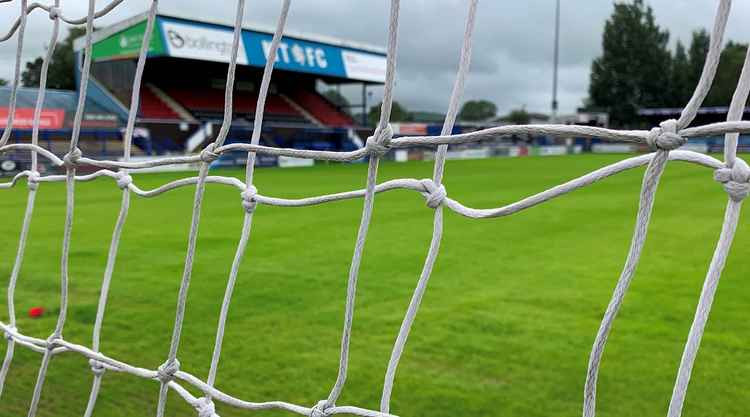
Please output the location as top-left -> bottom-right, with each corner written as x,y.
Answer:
0,1 -> 748,417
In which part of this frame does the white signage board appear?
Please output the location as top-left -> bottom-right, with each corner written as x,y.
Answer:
161,20 -> 248,65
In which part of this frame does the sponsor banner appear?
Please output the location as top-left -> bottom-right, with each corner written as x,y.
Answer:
91,17 -> 387,82
244,31 -> 386,82
92,20 -> 165,60
278,156 -> 314,168
592,143 -> 636,154
82,113 -> 119,128
680,143 -> 709,153
255,154 -> 279,167
341,50 -> 387,83
536,145 -> 567,156
0,108 -> 65,129
393,123 -> 427,135
1,159 -> 18,172
245,31 -> 345,78
153,18 -> 385,82
394,149 -> 409,162
445,148 -> 491,160
160,18 -> 248,65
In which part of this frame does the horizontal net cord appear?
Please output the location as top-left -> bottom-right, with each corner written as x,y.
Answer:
7,119 -> 750,170
0,151 -> 731,222
0,321 -> 398,417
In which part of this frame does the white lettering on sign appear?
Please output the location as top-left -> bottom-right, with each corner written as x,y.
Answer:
161,20 -> 248,64
262,40 -> 328,69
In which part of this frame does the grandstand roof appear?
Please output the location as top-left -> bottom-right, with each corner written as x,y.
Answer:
74,12 -> 388,84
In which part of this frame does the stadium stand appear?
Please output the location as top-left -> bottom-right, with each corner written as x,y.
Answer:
64,12 -> 388,160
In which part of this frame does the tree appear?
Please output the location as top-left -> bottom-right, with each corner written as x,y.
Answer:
588,0 -> 672,127
688,29 -> 710,89
458,99 -> 497,121
670,40 -> 692,106
322,89 -> 351,114
22,27 -> 87,90
367,101 -> 409,125
704,41 -> 748,106
21,57 -> 44,87
0,78 -> 7,87
504,108 -> 530,125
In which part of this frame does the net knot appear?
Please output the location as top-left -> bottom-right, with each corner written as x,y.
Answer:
156,358 -> 180,382
27,171 -> 40,190
89,359 -> 106,376
195,397 -> 218,417
45,335 -> 61,350
4,326 -> 16,341
200,144 -> 220,163
63,147 -> 82,168
714,158 -> 750,201
48,6 -> 60,20
421,179 -> 447,209
364,124 -> 393,157
241,185 -> 258,213
115,171 -> 133,190
646,119 -> 685,151
310,400 -> 333,417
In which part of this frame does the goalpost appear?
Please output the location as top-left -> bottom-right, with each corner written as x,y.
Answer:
0,1 -> 748,417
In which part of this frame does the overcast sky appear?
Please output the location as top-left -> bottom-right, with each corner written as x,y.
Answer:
2,0 -> 750,116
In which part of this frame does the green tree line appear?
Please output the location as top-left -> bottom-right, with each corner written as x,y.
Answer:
589,0 -> 749,127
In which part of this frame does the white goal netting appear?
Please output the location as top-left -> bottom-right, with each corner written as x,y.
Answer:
1,1 -> 748,417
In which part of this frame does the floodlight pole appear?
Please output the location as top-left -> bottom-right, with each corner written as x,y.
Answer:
362,83 -> 367,126
551,0 -> 560,124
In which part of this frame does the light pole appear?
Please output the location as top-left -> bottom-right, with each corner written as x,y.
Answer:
551,0 -> 560,124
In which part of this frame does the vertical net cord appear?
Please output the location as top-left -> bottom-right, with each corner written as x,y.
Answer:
665,32 -> 750,417
323,0 -> 400,411
155,1 -> 245,416
379,1 -> 477,414
83,3 -> 158,417
27,0 -> 97,416
0,0 -> 26,147
582,1 -> 731,416
0,0 -> 52,397
204,1 -> 291,410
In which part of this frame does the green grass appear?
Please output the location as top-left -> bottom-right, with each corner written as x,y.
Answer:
1,154 -> 749,417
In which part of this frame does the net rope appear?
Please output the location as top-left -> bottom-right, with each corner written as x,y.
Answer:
0,1 -> 748,416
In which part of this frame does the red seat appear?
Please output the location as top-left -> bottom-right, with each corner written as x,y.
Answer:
289,90 -> 354,127
139,87 -> 180,120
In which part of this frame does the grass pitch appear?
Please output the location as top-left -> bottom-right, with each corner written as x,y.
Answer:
1,154 -> 749,417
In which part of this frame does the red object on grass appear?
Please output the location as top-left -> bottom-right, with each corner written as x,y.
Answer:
28,307 -> 44,318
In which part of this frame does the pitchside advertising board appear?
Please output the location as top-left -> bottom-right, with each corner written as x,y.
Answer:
92,16 -> 386,83
0,108 -> 65,129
